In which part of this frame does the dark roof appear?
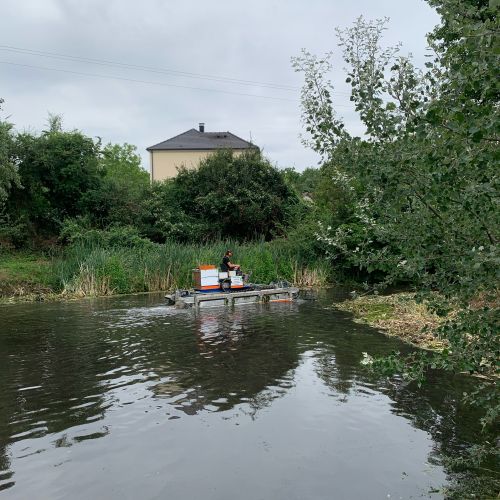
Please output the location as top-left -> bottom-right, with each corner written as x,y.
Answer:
147,128 -> 257,151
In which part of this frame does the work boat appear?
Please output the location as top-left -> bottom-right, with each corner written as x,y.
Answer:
165,265 -> 299,308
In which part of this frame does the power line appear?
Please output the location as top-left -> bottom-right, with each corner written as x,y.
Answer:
0,60 -> 354,107
0,61 -> 297,101
0,44 -> 300,92
0,44 -> 352,97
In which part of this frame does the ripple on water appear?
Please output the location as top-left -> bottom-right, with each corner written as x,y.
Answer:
0,292 -> 491,498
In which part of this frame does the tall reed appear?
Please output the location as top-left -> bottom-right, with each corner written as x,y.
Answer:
52,239 -> 330,297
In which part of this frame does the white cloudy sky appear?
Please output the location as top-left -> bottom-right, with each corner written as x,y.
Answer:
0,0 -> 439,171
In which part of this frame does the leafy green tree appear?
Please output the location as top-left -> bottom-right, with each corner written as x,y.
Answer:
7,119 -> 101,238
86,143 -> 150,227
100,143 -> 148,185
282,167 -> 321,197
141,179 -> 209,243
293,1 -> 499,491
0,102 -> 23,247
148,150 -> 298,242
0,122 -> 19,209
0,100 -> 20,208
293,5 -> 499,320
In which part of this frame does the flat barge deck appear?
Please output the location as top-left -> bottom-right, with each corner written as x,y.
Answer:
166,286 -> 299,308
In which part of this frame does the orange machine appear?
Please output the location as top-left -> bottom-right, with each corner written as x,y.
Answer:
193,265 -> 219,290
193,265 -> 244,291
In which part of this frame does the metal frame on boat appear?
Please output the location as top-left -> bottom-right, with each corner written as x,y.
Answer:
165,264 -> 299,308
165,285 -> 299,308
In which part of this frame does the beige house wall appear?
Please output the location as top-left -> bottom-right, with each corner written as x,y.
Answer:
150,149 -> 247,181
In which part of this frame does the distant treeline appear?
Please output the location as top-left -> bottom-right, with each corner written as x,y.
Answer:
0,108 -> 376,283
0,114 -> 304,246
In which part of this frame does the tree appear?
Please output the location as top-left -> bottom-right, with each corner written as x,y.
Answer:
147,150 -> 298,242
141,179 -> 209,243
7,118 -> 101,238
293,5 -> 499,336
0,100 -> 20,208
85,143 -> 150,227
293,1 -> 499,492
282,167 -> 322,198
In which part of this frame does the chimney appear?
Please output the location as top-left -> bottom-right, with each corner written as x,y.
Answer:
199,122 -> 205,133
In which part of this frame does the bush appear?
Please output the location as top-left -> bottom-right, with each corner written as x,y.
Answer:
145,150 -> 299,242
60,220 -> 155,250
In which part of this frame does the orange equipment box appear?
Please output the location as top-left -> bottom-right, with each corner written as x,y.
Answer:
193,266 -> 219,290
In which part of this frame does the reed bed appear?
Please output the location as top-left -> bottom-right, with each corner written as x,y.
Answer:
52,240 -> 330,297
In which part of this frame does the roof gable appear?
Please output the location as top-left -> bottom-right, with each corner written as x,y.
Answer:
147,128 -> 256,151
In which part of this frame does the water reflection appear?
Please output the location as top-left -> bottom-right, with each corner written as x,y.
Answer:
0,293 -> 494,498
152,306 -> 301,416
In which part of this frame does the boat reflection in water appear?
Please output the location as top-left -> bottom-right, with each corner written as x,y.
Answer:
0,291 -> 494,499
152,303 -> 301,416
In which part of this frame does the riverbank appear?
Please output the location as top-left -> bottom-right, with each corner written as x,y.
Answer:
0,252 -> 55,302
335,293 -> 447,351
0,242 -> 330,303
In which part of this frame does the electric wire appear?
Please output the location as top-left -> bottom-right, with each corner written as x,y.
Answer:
0,60 -> 297,101
0,45 -> 299,91
0,60 -> 353,107
0,44 -> 352,96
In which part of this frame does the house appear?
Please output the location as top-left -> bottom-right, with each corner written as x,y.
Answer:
147,123 -> 258,181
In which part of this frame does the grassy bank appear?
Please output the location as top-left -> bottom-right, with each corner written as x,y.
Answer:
0,252 -> 55,300
0,240 -> 330,302
335,293 -> 447,351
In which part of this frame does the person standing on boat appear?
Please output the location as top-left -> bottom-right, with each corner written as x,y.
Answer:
221,250 -> 240,272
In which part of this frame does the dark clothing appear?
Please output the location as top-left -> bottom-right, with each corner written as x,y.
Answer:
221,256 -> 231,272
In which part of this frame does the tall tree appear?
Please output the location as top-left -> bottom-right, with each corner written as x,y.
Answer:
0,99 -> 20,208
174,149 -> 298,240
86,143 -> 150,227
8,119 -> 101,237
144,150 -> 298,243
293,2 -> 499,491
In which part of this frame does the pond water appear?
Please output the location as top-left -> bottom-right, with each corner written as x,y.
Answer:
0,290 -> 488,499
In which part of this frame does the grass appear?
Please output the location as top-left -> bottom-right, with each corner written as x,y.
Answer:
0,252 -> 54,299
336,293 -> 447,350
1,239 -> 331,301
0,252 -> 51,282
55,240 -> 330,296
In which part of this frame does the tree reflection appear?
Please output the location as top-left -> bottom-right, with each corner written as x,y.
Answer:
0,295 -> 496,496
308,313 -> 498,497
152,305 -> 301,415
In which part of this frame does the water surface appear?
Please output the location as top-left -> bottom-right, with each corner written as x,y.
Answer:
0,291 -> 487,499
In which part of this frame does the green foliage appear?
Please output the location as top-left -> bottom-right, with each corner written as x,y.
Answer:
142,179 -> 210,243
282,167 -> 321,197
1,111 -> 154,246
294,1 -> 499,490
0,102 -> 23,249
0,217 -> 28,249
88,143 -> 150,227
7,119 -> 101,237
281,166 -> 362,277
145,150 -> 299,242
293,3 -> 499,339
314,163 -> 357,224
0,114 -> 20,208
294,7 -> 499,292
60,220 -> 155,250
177,149 -> 298,240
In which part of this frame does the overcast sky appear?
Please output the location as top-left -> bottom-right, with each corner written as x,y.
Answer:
1,0 -> 439,171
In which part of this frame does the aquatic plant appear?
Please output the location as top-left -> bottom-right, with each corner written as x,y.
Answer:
51,239 -> 330,297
